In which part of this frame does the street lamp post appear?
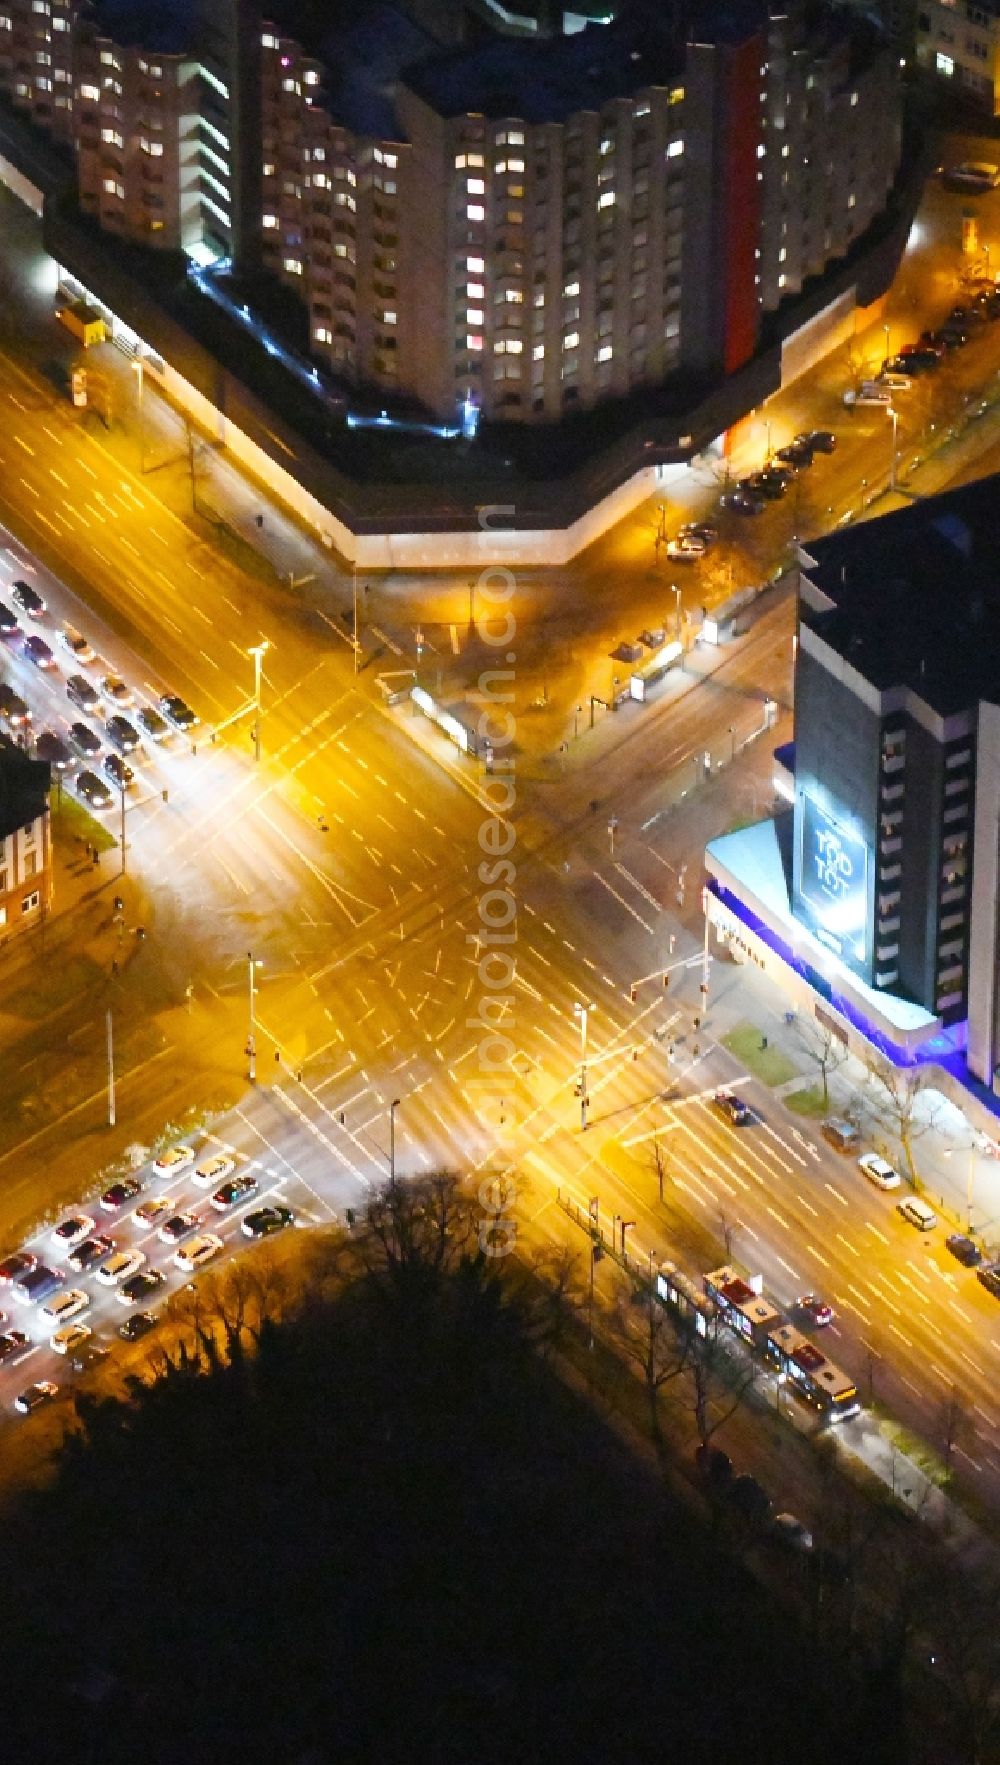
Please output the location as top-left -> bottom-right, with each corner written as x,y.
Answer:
764,419 -> 772,463
389,1096 -> 401,1191
119,781 -> 126,876
131,351 -> 145,473
574,1002 -> 593,1131
883,320 -> 891,367
672,583 -> 682,640
608,814 -> 618,857
247,951 -> 261,1082
248,639 -> 270,764
888,404 -> 899,492
352,565 -> 360,675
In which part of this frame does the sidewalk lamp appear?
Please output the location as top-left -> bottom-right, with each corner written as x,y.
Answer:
887,403 -> 899,492
248,639 -> 270,764
131,351 -> 145,472
672,583 -> 682,638
247,952 -> 263,1081
574,1001 -> 594,1131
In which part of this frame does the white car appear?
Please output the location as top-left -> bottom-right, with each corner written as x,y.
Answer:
51,1214 -> 95,1251
96,1249 -> 146,1287
40,1288 -> 91,1325
192,1154 -> 235,1189
153,1145 -> 194,1176
876,372 -> 913,393
134,1197 -> 174,1226
173,1233 -> 223,1273
666,535 -> 707,561
99,673 -> 134,708
50,1321 -> 92,1356
857,1152 -> 901,1191
57,623 -> 95,664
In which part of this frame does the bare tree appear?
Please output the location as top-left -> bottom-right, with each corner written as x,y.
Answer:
938,1387 -> 974,1483
861,1053 -> 939,1184
792,1012 -> 848,1108
612,1284 -> 692,1445
930,1572 -> 1000,1764
650,1134 -> 668,1204
677,1323 -> 758,1452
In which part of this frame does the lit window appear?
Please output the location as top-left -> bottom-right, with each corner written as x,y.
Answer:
467,281 -> 484,299
143,139 -> 164,156
100,127 -> 122,146
496,129 -> 524,146
494,338 -> 523,354
467,204 -> 485,221
467,255 -> 485,272
563,331 -> 579,350
563,279 -> 580,297
382,310 -> 397,325
778,246 -> 786,262
79,81 -> 99,99
936,50 -> 954,72
597,343 -> 612,361
850,90 -> 858,106
263,214 -> 278,228
848,191 -> 856,209
778,273 -> 787,287
533,344 -> 544,359
261,32 -> 278,48
467,178 -> 485,194
597,192 -> 614,209
600,137 -> 614,156
669,86 -> 684,104
281,78 -> 300,94
533,290 -> 545,307
284,258 -> 303,274
374,148 -> 398,167
635,101 -> 651,117
504,288 -> 523,302
756,143 -> 766,159
667,138 -> 684,158
315,326 -> 332,343
466,334 -> 483,350
466,308 -> 484,324
304,70 -> 319,85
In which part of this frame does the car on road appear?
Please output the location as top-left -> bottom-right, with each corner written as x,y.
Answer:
67,1235 -> 114,1272
914,331 -> 947,356
713,1088 -> 752,1126
75,769 -> 113,812
35,730 -> 72,772
40,1289 -> 90,1326
876,373 -> 914,393
800,429 -> 836,453
942,160 -> 1000,191
666,535 -> 707,561
100,674 -> 133,707
105,714 -> 141,755
0,603 -> 19,637
844,384 -> 892,407
0,1251 -> 36,1285
153,1144 -> 195,1176
795,1294 -> 834,1328
117,1269 -> 165,1306
97,1249 -> 146,1287
23,634 -> 54,669
99,1178 -> 143,1213
857,1151 -> 901,1189
0,1330 -> 29,1361
68,721 -> 101,759
977,1263 -> 1000,1299
119,1311 -> 157,1342
159,692 -> 197,732
66,673 -> 100,715
56,623 -> 95,664
0,684 -> 30,728
103,753 -> 134,792
678,521 -> 718,544
720,489 -> 765,516
897,1196 -> 938,1232
134,1198 -> 173,1226
945,1234 -> 982,1268
71,1341 -> 109,1372
14,1380 -> 57,1415
174,1233 -> 223,1273
242,1204 -> 294,1239
51,1215 -> 95,1252
211,1174 -> 259,1211
136,705 -> 169,743
51,1322 -> 92,1357
11,580 -> 45,619
821,1118 -> 860,1155
772,1512 -> 814,1552
895,347 -> 940,373
14,1265 -> 63,1304
159,1211 -> 200,1244
192,1153 -> 235,1188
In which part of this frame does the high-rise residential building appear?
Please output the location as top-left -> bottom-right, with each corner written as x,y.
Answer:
914,0 -> 1000,115
0,0 -> 904,423
705,480 -> 1000,1087
0,741 -> 51,947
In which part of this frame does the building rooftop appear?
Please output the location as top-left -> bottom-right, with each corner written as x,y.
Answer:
801,475 -> 1000,718
268,2 -> 437,140
87,0 -> 199,55
0,741 -> 49,840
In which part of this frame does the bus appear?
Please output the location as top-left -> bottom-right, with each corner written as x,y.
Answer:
764,1321 -> 861,1423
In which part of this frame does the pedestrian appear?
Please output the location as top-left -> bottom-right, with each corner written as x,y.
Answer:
760,1035 -> 768,1051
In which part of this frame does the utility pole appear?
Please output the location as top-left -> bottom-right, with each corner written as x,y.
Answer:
119,782 -> 126,876
389,1096 -> 401,1191
248,639 -> 269,764
574,1002 -> 593,1130
608,814 -> 619,857
107,1009 -> 115,1127
247,951 -> 259,1082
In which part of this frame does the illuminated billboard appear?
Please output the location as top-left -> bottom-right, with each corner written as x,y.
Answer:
797,795 -> 869,964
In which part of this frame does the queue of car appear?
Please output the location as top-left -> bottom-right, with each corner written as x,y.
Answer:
0,1137 -> 295,1416
0,575 -> 198,814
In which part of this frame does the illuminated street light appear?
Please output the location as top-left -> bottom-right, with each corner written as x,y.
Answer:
248,639 -> 270,764
247,952 -> 263,1082
672,583 -> 682,639
389,1096 -> 402,1191
887,403 -> 899,492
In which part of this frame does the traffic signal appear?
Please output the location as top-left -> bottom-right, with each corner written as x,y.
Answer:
663,973 -> 670,990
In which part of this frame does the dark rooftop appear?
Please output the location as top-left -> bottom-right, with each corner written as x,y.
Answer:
269,1 -> 438,139
801,476 -> 1000,718
87,0 -> 199,55
0,740 -> 49,839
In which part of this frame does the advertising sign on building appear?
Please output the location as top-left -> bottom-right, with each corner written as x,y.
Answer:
797,794 -> 869,964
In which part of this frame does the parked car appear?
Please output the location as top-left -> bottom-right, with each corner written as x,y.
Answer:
677,521 -> 718,544
67,1235 -> 115,1272
776,439 -> 814,467
100,674 -> 133,707
174,1233 -> 223,1272
192,1153 -> 235,1188
0,1330 -> 29,1361
51,1322 -> 93,1357
0,1252 -> 37,1285
66,673 -> 100,715
40,1289 -> 90,1326
14,1380 -> 58,1414
897,1196 -> 938,1232
117,1269 -> 165,1306
744,470 -> 787,499
720,489 -> 765,516
13,1265 -> 63,1305
153,1144 -> 195,1176
801,430 -> 836,453
0,684 -> 30,728
119,1311 -> 157,1342
99,1178 -> 142,1212
35,731 -> 72,772
0,603 -> 19,637
51,1215 -> 95,1252
11,580 -> 45,619
211,1174 -> 259,1211
666,535 -> 707,561
159,693 -> 197,731
946,1234 -> 983,1268
136,706 -> 170,743
857,1151 -> 900,1189
158,1211 -> 200,1244
977,1263 -> 1000,1299
102,753 -> 134,791
68,721 -> 101,759
821,1118 -> 860,1155
96,1250 -> 146,1287
242,1205 -> 294,1239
